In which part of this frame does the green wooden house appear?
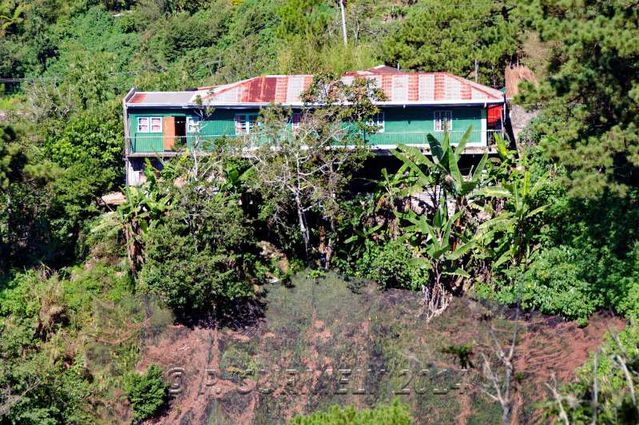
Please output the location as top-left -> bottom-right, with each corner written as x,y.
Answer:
123,65 -> 509,185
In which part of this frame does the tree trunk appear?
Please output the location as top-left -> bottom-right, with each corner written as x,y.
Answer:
294,192 -> 310,258
339,0 -> 348,46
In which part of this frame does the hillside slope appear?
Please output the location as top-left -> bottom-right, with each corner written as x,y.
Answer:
138,274 -> 624,424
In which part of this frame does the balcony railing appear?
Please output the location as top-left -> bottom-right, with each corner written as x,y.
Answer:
126,129 -> 505,155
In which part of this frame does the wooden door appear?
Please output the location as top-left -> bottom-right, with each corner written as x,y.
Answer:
163,116 -> 176,151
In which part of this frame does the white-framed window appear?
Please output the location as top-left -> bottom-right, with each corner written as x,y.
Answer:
137,117 -> 163,133
187,117 -> 201,133
150,117 -> 162,132
368,112 -> 385,133
137,117 -> 149,133
234,113 -> 259,134
434,110 -> 453,132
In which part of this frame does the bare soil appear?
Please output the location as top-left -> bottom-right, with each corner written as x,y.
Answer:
138,273 -> 624,425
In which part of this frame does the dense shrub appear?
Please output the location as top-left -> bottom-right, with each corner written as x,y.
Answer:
0,261 -> 146,424
124,365 -> 168,422
476,239 -> 639,323
140,182 -> 263,319
141,220 -> 259,316
289,399 -> 413,425
484,247 -> 607,324
355,239 -> 429,290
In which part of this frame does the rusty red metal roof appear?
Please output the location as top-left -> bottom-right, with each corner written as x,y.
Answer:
200,75 -> 314,105
198,67 -> 503,105
129,93 -> 146,103
126,66 -> 504,107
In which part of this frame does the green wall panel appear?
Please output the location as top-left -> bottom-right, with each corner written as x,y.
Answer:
368,107 -> 484,146
127,107 -> 487,153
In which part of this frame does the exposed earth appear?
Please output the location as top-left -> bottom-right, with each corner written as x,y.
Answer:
138,273 -> 625,424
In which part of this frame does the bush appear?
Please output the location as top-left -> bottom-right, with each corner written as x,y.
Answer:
140,185 -> 262,319
481,242 -> 639,324
0,262 -> 143,424
141,215 -> 258,318
124,365 -> 168,422
289,399 -> 413,425
355,239 -> 429,290
488,247 -> 601,324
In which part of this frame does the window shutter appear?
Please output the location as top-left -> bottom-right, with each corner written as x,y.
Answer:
434,111 -> 452,131
444,111 -> 452,131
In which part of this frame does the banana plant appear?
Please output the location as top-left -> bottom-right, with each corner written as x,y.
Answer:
118,161 -> 172,274
380,127 -> 493,318
478,141 -> 550,268
396,200 -> 480,320
391,127 -> 488,214
344,126 -> 498,319
399,201 -> 474,293
426,127 -> 488,199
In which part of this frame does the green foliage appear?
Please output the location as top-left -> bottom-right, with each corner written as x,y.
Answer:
139,155 -> 261,318
474,143 -> 639,323
521,0 -> 639,197
478,139 -> 554,268
276,0 -> 333,40
124,365 -> 168,422
356,239 -> 429,290
441,343 -> 475,369
246,76 -> 380,264
381,0 -> 522,85
0,124 -> 27,189
544,322 -> 639,423
2,0 -> 639,422
44,105 -> 121,172
389,132 -> 490,306
290,399 -> 413,425
492,247 -> 600,324
0,258 -> 150,424
332,129 -> 506,319
117,165 -> 172,274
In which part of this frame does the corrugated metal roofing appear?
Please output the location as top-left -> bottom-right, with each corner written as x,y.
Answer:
126,66 -> 504,107
128,91 -> 195,106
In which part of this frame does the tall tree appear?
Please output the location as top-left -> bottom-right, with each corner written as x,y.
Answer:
246,74 -> 382,264
381,0 -> 522,86
521,0 -> 639,197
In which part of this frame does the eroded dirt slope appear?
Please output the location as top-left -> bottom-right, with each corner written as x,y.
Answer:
138,274 -> 624,424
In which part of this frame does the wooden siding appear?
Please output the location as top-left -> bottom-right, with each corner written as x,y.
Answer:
128,107 -> 487,154
367,107 -> 484,146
